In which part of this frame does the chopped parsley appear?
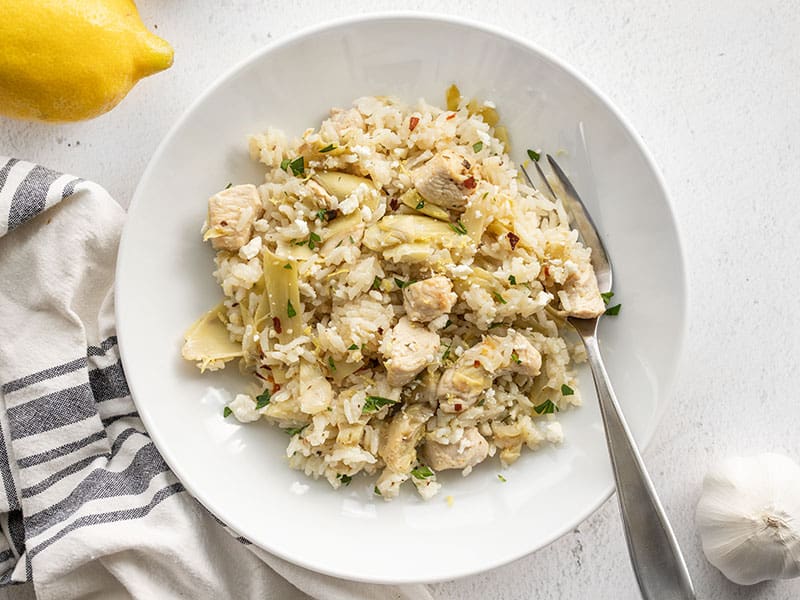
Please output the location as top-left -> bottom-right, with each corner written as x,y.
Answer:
293,239 -> 307,246
319,143 -> 336,153
508,275 -> 517,285
307,231 -> 321,250
362,396 -> 397,414
224,182 -> 233,189
415,200 -> 425,210
283,263 -> 292,270
600,291 -> 614,305
349,236 -> 355,244
527,149 -> 541,162
477,398 -> 486,407
328,356 -> 337,372
223,406 -> 233,418
561,384 -> 574,396
441,343 -> 452,361
411,466 -> 434,480
488,322 -> 503,329
279,158 -> 291,171
348,343 -> 359,351
449,220 -> 468,235
511,351 -> 521,364
338,473 -> 352,485
497,474 -> 507,482
255,390 -> 271,409
288,156 -> 305,176
284,425 -> 307,436
444,318 -> 453,329
492,291 -> 507,304
473,141 -> 483,153
374,486 -> 381,496
287,300 -> 297,318
317,209 -> 338,222
394,277 -> 411,289
534,399 -> 559,415
605,304 -> 622,316
371,276 -> 382,291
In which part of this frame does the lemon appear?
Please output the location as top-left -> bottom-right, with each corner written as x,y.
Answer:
0,0 -> 173,122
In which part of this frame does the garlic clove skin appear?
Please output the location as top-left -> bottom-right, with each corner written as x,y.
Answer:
696,453 -> 800,585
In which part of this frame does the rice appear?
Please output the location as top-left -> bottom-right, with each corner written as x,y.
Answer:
183,93 -> 604,501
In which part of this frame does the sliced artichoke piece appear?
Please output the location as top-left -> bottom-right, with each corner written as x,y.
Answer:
263,249 -> 302,342
399,189 -> 450,221
182,303 -> 243,372
314,172 -> 374,201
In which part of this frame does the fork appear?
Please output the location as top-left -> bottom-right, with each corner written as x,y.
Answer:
521,156 -> 696,600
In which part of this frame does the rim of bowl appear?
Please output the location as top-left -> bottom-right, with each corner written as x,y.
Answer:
116,11 -> 688,584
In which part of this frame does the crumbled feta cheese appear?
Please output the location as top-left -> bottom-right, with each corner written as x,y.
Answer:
294,218 -> 310,236
228,394 -> 261,423
545,422 -> 564,444
339,194 -> 359,215
238,236 -> 262,260
448,264 -> 473,278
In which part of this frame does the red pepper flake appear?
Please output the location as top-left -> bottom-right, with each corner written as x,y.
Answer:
507,231 -> 520,250
463,176 -> 476,190
409,116 -> 420,131
473,360 -> 482,368
543,265 -> 550,277
219,220 -> 228,226
454,403 -> 463,411
273,384 -> 281,392
272,317 -> 282,334
377,327 -> 384,335
389,197 -> 399,211
446,113 -> 456,120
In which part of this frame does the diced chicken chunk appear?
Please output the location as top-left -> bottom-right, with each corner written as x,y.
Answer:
382,317 -> 440,387
557,261 -> 605,318
206,184 -> 263,251
329,107 -> 365,133
379,404 -> 434,473
421,427 -> 489,471
411,151 -> 474,210
504,332 -> 542,377
402,276 -> 457,323
438,331 -> 542,412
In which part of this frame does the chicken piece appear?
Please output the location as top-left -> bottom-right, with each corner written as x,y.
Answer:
382,317 -> 440,387
557,261 -> 605,318
205,184 -> 263,251
402,276 -> 457,323
437,331 -> 542,412
504,332 -> 542,377
329,107 -> 365,133
411,151 -> 475,210
378,404 -> 434,473
421,427 -> 489,471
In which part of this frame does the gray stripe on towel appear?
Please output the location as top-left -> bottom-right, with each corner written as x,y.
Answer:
23,443 -> 170,538
1,357 -> 87,395
7,384 -> 97,440
7,165 -> 62,232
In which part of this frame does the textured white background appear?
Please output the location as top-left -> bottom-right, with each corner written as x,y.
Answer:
2,1 -> 799,598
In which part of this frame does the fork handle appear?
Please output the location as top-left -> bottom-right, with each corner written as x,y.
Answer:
581,333 -> 696,599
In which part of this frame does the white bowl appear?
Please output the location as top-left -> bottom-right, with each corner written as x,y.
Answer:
116,13 -> 686,583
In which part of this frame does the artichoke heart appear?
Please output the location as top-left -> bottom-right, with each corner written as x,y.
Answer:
314,172 -> 375,202
363,214 -> 470,254
181,303 -> 242,372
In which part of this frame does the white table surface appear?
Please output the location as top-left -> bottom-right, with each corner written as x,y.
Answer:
3,1 -> 799,598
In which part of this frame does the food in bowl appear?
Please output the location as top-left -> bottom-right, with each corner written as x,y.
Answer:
181,91 -> 605,500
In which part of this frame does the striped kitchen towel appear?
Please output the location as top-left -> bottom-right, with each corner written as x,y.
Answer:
0,157 -> 432,600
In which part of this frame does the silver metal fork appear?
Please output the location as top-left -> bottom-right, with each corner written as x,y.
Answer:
521,156 -> 696,600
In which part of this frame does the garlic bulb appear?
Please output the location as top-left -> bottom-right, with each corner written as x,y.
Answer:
696,453 -> 800,585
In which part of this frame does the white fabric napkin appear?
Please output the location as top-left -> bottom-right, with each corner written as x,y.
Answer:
0,157 -> 433,600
